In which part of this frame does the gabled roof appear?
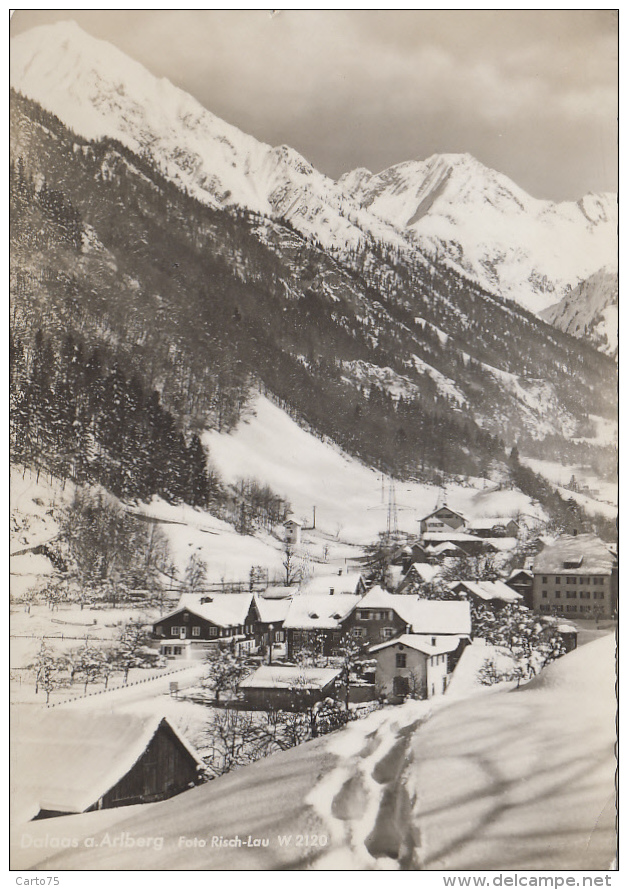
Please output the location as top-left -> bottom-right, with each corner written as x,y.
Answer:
283,517 -> 303,527
357,587 -> 471,635
451,580 -> 523,604
466,517 -> 518,530
369,634 -> 462,657
419,505 -> 466,523
253,594 -> 291,624
508,568 -> 533,580
426,542 -> 465,556
300,573 -> 361,596
158,593 -> 257,628
259,586 -> 297,599
11,710 -> 202,824
239,665 -> 341,690
533,534 -> 616,575
282,594 -> 362,630
423,531 -> 481,543
408,562 -> 441,583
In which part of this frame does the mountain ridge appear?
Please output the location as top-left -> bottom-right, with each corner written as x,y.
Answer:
11,20 -> 617,326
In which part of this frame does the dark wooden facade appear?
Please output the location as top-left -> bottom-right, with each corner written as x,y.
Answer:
97,721 -> 199,809
342,605 -> 408,648
153,602 -> 259,642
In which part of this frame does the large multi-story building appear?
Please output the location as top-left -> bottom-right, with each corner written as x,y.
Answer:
532,534 -> 617,620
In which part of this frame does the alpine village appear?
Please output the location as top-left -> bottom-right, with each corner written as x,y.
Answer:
10,16 -> 617,872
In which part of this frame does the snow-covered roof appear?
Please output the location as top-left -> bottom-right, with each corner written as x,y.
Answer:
369,634 -> 462,657
533,534 -> 616,575
300,574 -> 361,596
451,580 -> 523,604
466,517 -> 518,530
358,587 -> 471,635
426,542 -> 465,556
283,594 -> 362,630
283,517 -> 303,527
253,595 -> 291,624
386,565 -> 405,588
159,593 -> 256,628
508,568 -> 533,580
419,505 -> 466,522
423,531 -> 480,543
259,586 -> 296,599
239,665 -> 341,690
408,562 -> 441,582
11,709 -> 202,824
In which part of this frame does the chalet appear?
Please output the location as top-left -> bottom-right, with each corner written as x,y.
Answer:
343,585 -> 472,652
424,540 -> 466,560
253,593 -> 291,651
506,568 -> 534,608
398,562 -> 442,594
283,516 -> 303,545
152,593 -> 260,659
11,710 -> 203,824
369,635 -> 460,700
423,531 -> 497,557
283,593 -> 362,659
238,665 -> 342,710
391,538 -> 430,572
450,579 -> 523,610
343,585 -> 408,645
532,534 -> 618,619
418,505 -> 466,535
465,517 -> 519,538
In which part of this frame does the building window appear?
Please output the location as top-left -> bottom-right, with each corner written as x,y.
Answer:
555,577 -> 560,584
155,626 -> 163,635
396,653 -> 407,668
183,613 -> 189,622
353,628 -> 366,638
542,591 -> 548,598
192,626 -> 201,637
542,576 -> 547,583
209,627 -> 218,637
163,646 -> 172,655
171,626 -> 179,636
555,591 -> 561,599
173,646 -> 183,655
382,628 -> 395,639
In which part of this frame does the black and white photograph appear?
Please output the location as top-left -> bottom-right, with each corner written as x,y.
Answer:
9,9 -> 618,874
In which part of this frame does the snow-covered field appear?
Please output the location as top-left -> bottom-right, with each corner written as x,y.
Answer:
520,456 -> 617,519
204,395 -> 546,543
11,633 -> 616,871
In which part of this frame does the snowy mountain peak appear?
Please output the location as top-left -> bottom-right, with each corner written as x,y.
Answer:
11,20 -> 618,325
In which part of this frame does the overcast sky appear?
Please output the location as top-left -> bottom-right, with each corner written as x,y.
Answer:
10,9 -> 618,201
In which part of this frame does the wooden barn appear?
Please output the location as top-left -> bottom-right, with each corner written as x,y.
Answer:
11,709 -> 203,823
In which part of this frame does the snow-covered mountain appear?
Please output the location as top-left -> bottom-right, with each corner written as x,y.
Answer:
339,154 -> 617,315
11,20 -> 617,324
9,20 -> 410,259
540,268 -> 618,359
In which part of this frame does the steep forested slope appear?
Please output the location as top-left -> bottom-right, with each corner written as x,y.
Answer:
10,89 -> 617,508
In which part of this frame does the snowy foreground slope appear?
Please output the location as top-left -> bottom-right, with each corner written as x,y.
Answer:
12,635 -> 616,870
